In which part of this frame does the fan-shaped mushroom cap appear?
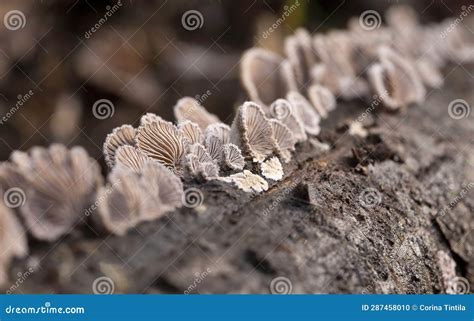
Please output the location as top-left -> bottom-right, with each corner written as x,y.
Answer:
286,91 -> 321,136
6,145 -> 102,241
230,102 -> 276,163
269,99 -> 307,143
241,48 -> 295,107
217,170 -> 268,193
260,157 -> 284,181
136,119 -> 186,175
368,46 -> 425,109
173,97 -> 220,131
269,119 -> 296,163
178,120 -> 204,145
0,199 -> 28,285
284,28 -> 317,90
204,135 -> 224,163
103,125 -> 137,168
140,113 -> 164,126
222,143 -> 245,171
115,145 -> 150,173
205,123 -> 231,145
185,144 -> 220,180
308,84 -> 336,118
99,161 -> 183,236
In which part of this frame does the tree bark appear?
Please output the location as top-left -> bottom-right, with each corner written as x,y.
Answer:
7,66 -> 474,294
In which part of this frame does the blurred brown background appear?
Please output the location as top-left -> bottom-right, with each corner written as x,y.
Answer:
0,0 -> 468,169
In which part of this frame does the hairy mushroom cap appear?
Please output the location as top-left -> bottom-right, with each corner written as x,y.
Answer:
222,143 -> 245,171
140,113 -> 164,126
269,99 -> 307,142
260,157 -> 284,181
99,161 -> 183,236
217,170 -> 268,193
7,145 -> 102,241
173,97 -> 220,131
205,123 -> 231,145
269,119 -> 296,163
204,135 -> 224,163
307,84 -> 336,119
115,145 -> 150,173
0,199 -> 28,285
103,125 -> 137,168
178,120 -> 204,145
241,48 -> 294,107
230,102 -> 276,163
286,91 -> 321,136
136,119 -> 186,175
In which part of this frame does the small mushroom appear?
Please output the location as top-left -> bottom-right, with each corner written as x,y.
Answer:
178,120 -> 204,145
269,119 -> 296,163
284,28 -> 317,90
204,123 -> 231,145
98,161 -> 183,236
307,84 -> 336,119
240,48 -> 294,107
269,99 -> 307,142
222,143 -> 245,171
217,170 -> 268,193
115,145 -> 150,173
7,145 -> 102,241
260,157 -> 284,181
368,46 -> 425,109
173,97 -> 220,131
136,119 -> 186,175
230,102 -> 276,163
185,144 -> 220,180
286,91 -> 321,136
103,125 -> 137,168
0,199 -> 28,285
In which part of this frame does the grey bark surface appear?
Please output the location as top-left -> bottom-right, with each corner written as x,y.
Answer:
8,66 -> 474,294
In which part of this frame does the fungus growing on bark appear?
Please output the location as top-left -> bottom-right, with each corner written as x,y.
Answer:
6,145 -> 102,241
103,124 -> 137,168
222,143 -> 245,171
98,161 -> 183,236
136,119 -> 186,175
218,170 -> 268,193
269,99 -> 307,143
286,91 -> 321,136
230,102 -> 276,163
0,199 -> 28,285
185,144 -> 220,180
260,157 -> 284,181
115,145 -> 150,173
178,120 -> 204,146
173,97 -> 220,131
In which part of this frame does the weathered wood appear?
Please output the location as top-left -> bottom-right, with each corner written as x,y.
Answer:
6,66 -> 473,294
